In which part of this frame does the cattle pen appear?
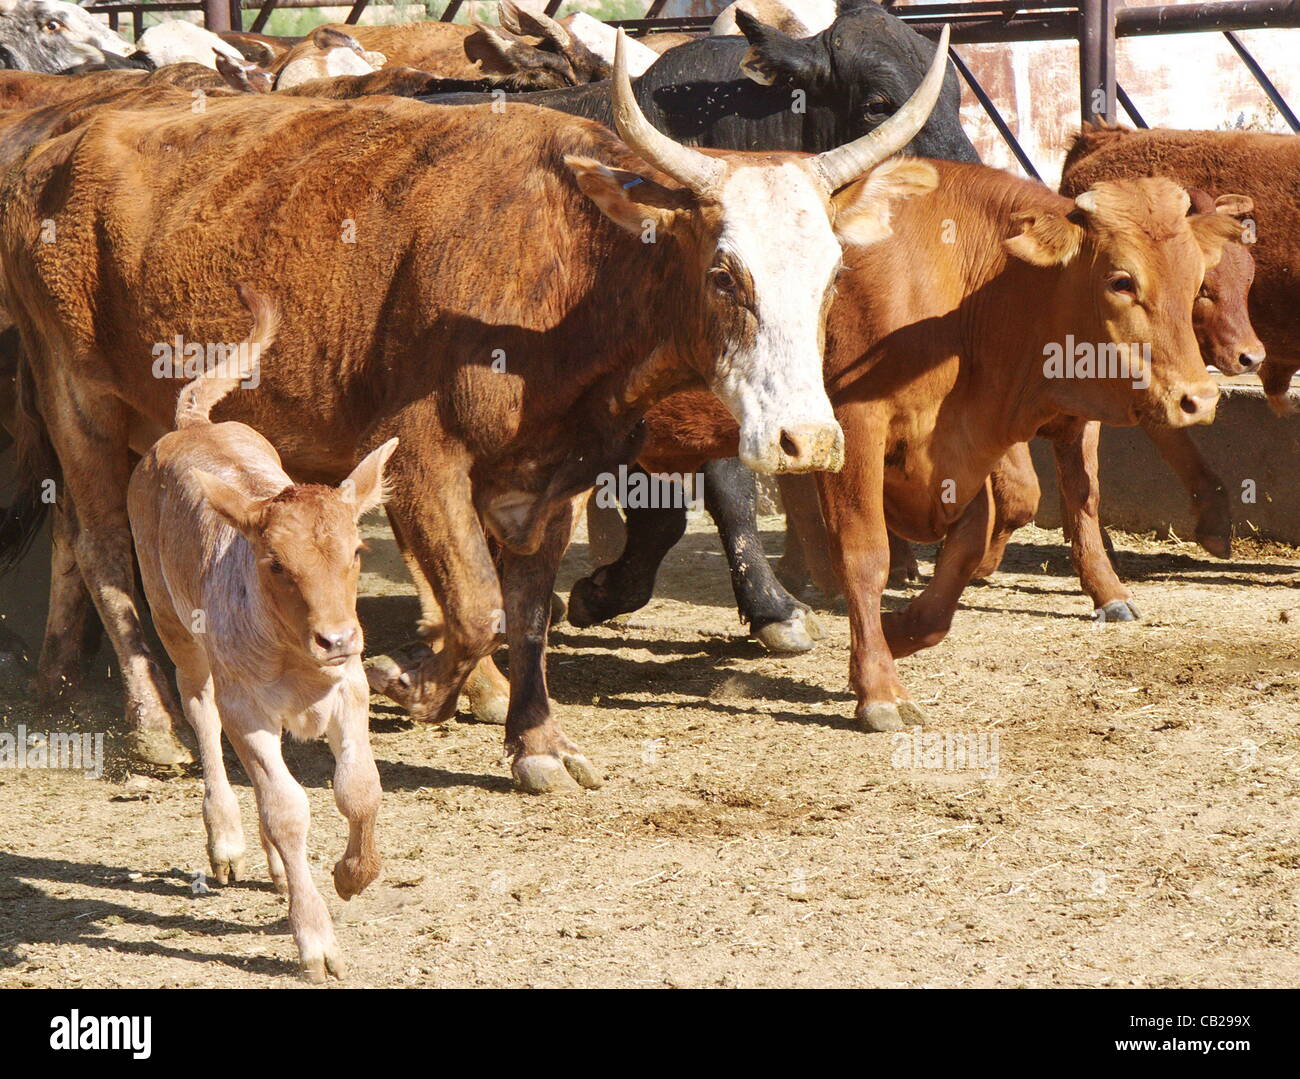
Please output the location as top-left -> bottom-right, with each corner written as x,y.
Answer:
0,0 -> 1297,1010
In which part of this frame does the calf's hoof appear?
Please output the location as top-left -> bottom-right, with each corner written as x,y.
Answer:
550,591 -> 567,625
566,576 -> 615,628
1092,600 -> 1140,623
208,851 -> 246,887
754,609 -> 822,654
513,752 -> 603,794
123,728 -> 193,767
333,855 -> 380,901
300,950 -> 345,985
857,701 -> 925,733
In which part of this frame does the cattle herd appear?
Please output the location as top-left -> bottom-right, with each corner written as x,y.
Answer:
0,0 -> 1295,982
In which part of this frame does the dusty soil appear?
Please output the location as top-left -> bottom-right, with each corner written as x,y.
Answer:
2,514 -> 1298,988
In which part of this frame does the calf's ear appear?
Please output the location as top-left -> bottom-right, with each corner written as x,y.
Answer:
565,155 -> 691,236
1004,208 -> 1084,267
1189,209 -> 1247,270
191,471 -> 263,535
340,438 -> 399,519
832,158 -> 938,246
737,10 -> 828,87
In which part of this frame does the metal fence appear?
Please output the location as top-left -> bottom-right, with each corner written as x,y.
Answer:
83,0 -> 1300,178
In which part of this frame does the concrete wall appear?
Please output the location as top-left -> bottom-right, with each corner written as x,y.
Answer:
1031,382 -> 1300,544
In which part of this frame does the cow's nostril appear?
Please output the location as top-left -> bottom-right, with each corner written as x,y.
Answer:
779,430 -> 801,459
315,633 -> 336,652
1239,352 -> 1262,369
1180,394 -> 1199,415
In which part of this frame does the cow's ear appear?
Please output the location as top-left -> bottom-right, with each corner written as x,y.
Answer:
832,158 -> 938,246
737,10 -> 829,87
1004,208 -> 1084,266
1189,209 -> 1246,270
1214,193 -> 1253,218
565,155 -> 691,236
191,471 -> 263,536
340,438 -> 398,519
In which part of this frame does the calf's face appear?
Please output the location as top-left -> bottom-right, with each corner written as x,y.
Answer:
1006,178 -> 1244,429
566,28 -> 948,474
193,439 -> 397,667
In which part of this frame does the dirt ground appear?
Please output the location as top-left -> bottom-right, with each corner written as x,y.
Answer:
2,512 -> 1298,989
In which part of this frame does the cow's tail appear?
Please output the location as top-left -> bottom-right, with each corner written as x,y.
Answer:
0,343 -> 57,572
174,284 -> 278,430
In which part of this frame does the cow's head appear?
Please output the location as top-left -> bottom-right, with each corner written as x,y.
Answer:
735,1 -> 979,164
192,440 -> 398,668
567,28 -> 945,474
1186,189 -> 1263,376
0,0 -> 133,72
1006,177 -> 1246,428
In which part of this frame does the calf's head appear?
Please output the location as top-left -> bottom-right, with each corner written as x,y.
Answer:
0,0 -> 133,72
565,28 -> 946,473
1186,189 -> 1263,376
1005,177 -> 1246,428
193,439 -> 398,667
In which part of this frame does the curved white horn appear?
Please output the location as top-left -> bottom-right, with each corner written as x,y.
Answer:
611,29 -> 724,195
812,24 -> 952,193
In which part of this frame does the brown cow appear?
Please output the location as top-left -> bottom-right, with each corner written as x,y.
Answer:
0,33 -> 948,787
129,287 -> 397,981
620,160 -> 1238,731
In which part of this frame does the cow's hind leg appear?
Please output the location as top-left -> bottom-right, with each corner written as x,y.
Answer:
973,443 -> 1040,580
35,374 -> 189,764
326,681 -> 381,900
224,714 -> 340,982
35,499 -> 99,703
503,498 -> 600,794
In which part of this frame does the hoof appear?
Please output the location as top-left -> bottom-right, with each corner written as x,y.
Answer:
754,611 -> 817,654
300,951 -> 345,985
513,752 -> 602,794
1092,600 -> 1140,623
550,591 -> 567,625
333,856 -> 379,901
565,577 -> 606,628
123,729 -> 193,767
271,872 -> 289,897
857,702 -> 905,733
1195,532 -> 1232,559
209,852 -> 246,886
896,700 -> 927,727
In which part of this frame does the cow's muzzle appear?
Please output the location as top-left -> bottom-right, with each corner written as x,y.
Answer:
741,418 -> 845,474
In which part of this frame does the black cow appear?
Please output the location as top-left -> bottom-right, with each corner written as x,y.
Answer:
425,0 -> 980,654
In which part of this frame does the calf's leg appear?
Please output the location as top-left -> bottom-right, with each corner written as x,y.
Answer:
225,716 -> 341,982
326,681 -> 382,900
973,442 -> 1040,580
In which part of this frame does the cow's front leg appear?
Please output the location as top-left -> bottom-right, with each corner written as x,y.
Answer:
882,480 -> 993,661
366,444 -> 503,723
1144,424 -> 1232,559
1051,419 -> 1140,622
327,676 -> 381,901
502,498 -> 601,794
817,426 -> 918,733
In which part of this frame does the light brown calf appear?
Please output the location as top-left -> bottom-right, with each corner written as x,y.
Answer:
126,288 -> 397,981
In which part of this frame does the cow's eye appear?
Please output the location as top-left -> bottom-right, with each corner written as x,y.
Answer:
268,558 -> 284,575
1197,285 -> 1212,301
865,97 -> 894,120
44,18 -> 62,31
1108,273 -> 1136,296
710,268 -> 737,296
